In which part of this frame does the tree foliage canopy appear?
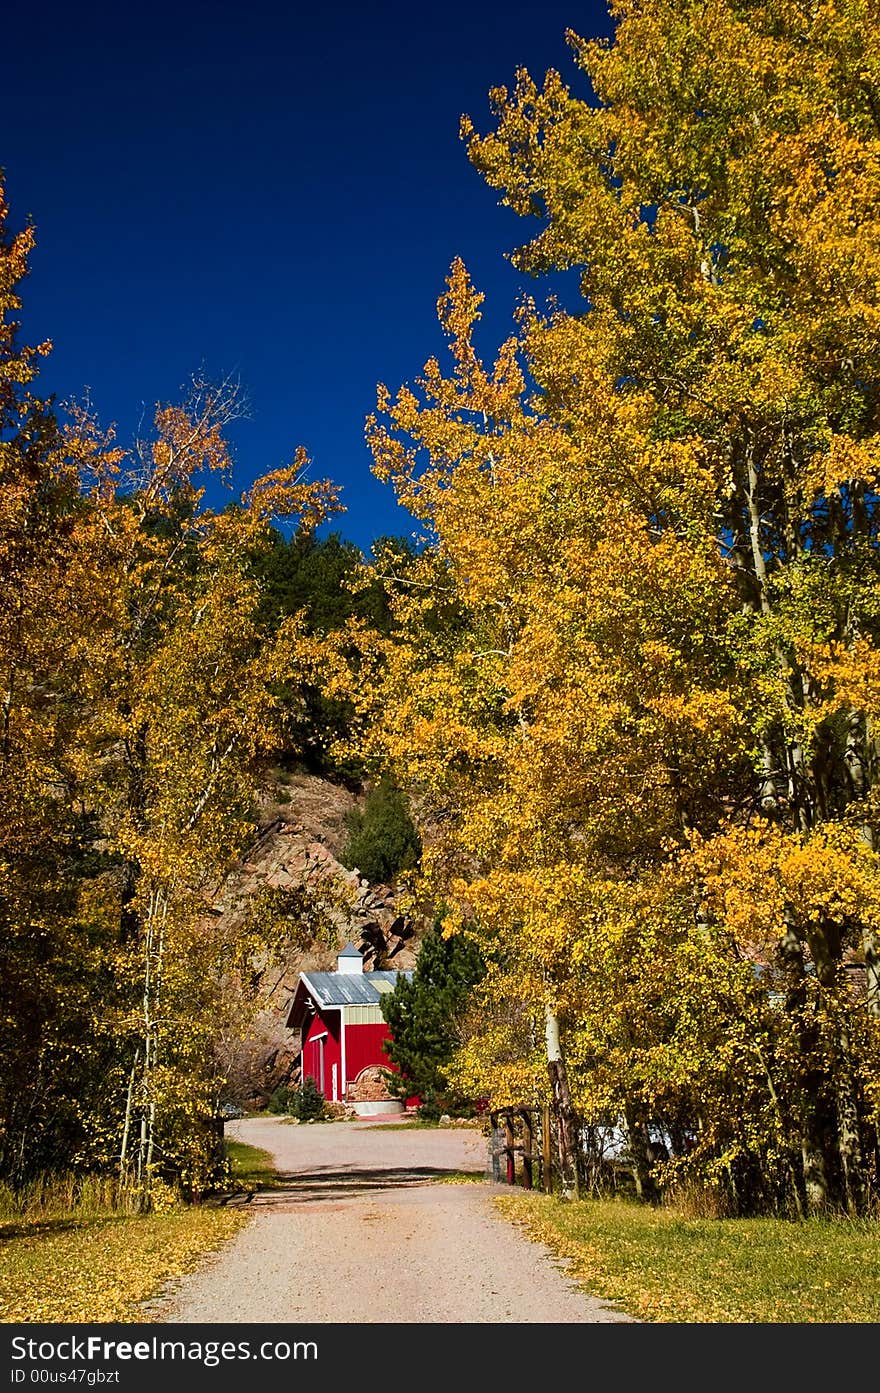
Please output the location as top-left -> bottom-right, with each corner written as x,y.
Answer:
351,0 -> 880,1215
0,182 -> 344,1199
6,0 -> 880,1221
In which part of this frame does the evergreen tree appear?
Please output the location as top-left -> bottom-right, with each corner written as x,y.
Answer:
340,778 -> 421,884
381,922 -> 484,1116
247,528 -> 417,637
246,530 -> 418,781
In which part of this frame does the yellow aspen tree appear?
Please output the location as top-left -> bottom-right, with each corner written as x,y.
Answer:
0,177 -> 343,1198
356,0 -> 880,1214
358,260 -> 744,1197
64,394 -> 339,1203
0,181 -> 107,1181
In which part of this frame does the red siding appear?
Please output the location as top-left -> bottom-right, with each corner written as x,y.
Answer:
344,1021 -> 397,1092
299,996 -> 417,1107
301,1006 -> 342,1101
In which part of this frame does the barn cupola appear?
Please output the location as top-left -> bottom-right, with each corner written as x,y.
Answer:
337,942 -> 364,975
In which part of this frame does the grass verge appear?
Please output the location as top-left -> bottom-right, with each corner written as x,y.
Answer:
225,1138 -> 285,1191
0,1207 -> 247,1323
361,1121 -> 436,1131
495,1191 -> 880,1323
0,1141 -> 282,1324
362,1120 -> 486,1131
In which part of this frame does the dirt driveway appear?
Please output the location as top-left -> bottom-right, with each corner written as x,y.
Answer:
150,1116 -> 632,1324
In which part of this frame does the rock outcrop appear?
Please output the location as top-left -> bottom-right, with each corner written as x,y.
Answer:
212,771 -> 420,1107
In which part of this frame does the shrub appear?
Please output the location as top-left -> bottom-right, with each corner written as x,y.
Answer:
293,1076 -> 326,1122
340,778 -> 421,885
267,1078 -> 327,1120
267,1084 -> 294,1115
415,1092 -> 443,1123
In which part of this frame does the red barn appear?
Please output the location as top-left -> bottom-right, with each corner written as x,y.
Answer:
285,943 -> 414,1114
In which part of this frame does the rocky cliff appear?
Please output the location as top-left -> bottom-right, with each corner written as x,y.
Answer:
212,770 -> 420,1107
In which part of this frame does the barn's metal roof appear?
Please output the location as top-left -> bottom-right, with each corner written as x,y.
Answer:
300,969 -> 413,1008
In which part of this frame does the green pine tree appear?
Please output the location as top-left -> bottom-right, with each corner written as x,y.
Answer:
381,921 -> 484,1117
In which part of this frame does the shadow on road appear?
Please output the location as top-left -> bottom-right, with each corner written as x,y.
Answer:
225,1165 -> 486,1207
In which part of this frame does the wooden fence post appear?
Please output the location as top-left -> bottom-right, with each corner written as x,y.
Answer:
543,1102 -> 552,1193
505,1112 -> 515,1185
521,1108 -> 533,1189
490,1111 -> 501,1182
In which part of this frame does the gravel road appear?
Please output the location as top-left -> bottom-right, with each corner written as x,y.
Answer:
150,1116 -> 632,1324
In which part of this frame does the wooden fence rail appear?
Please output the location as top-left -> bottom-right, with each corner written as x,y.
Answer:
489,1105 -> 553,1192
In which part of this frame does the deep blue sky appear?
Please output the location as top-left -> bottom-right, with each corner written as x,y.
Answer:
5,1 -> 612,553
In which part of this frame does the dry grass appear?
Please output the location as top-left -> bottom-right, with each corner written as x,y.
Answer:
0,1150 -> 274,1324
0,1173 -> 139,1223
0,1208 -> 247,1323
